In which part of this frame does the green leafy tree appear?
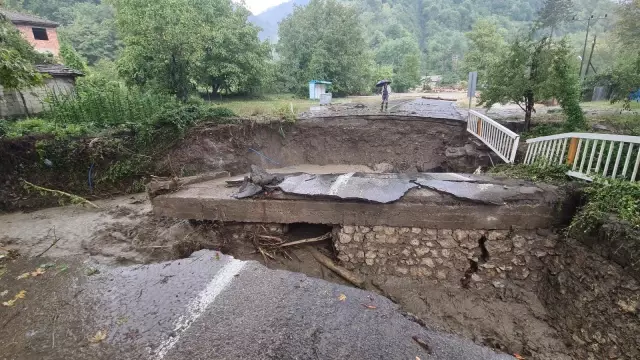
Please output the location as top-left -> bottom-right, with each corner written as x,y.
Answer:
111,0 -> 203,101
481,36 -> 584,131
459,19 -> 507,86
112,0 -> 268,101
278,0 -> 372,96
589,0 -> 640,109
58,2 -> 120,64
395,52 -> 421,92
59,41 -> 87,72
0,15 -> 48,115
614,0 -> 639,48
536,0 -> 573,38
375,36 -> 422,92
196,4 -> 271,96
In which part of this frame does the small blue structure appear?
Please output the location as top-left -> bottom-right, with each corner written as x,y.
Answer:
630,89 -> 640,102
308,80 -> 331,100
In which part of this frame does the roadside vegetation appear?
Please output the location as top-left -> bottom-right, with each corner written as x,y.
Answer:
491,161 -> 640,236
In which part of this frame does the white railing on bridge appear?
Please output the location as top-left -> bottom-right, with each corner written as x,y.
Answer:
524,133 -> 640,182
467,110 -> 520,163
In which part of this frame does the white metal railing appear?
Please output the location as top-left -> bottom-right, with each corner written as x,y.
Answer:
467,110 -> 520,163
524,133 -> 640,182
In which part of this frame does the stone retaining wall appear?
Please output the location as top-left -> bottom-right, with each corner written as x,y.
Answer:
334,225 -> 558,288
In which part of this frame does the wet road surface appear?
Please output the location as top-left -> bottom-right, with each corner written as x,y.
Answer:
1,251 -> 513,360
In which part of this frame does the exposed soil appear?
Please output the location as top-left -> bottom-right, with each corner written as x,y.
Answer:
1,115 -> 489,212
2,196 -> 638,360
165,116 -> 488,180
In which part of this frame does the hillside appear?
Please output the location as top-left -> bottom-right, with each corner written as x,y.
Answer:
252,0 -> 616,80
249,0 -> 310,42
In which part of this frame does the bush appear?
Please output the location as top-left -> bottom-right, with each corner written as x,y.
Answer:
150,104 -> 236,132
3,118 -> 92,139
490,161 -> 570,184
44,86 -> 176,128
521,123 -> 566,139
571,178 -> 640,233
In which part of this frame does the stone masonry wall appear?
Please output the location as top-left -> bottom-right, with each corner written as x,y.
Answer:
335,225 -> 558,288
0,77 -> 76,118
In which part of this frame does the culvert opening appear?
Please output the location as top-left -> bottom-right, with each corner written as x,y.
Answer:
285,223 -> 334,241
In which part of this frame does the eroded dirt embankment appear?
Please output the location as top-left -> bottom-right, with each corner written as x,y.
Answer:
1,117 -> 488,212
165,116 -> 488,178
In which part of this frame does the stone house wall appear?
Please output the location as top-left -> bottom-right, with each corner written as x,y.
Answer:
334,225 -> 558,288
0,77 -> 75,118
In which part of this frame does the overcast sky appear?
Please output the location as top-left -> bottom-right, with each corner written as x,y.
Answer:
242,0 -> 288,14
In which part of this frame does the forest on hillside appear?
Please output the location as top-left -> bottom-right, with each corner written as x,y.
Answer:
0,0 -> 636,97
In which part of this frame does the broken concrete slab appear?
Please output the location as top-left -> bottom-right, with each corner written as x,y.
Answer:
277,173 -> 418,204
414,179 -> 543,205
151,171 -> 565,229
416,173 -> 478,182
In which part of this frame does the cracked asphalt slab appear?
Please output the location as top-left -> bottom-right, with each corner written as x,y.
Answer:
0,251 -> 513,360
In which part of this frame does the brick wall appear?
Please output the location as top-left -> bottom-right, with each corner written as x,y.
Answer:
15,24 -> 60,56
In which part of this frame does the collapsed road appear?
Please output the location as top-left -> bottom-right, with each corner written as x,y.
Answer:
0,251 -> 513,360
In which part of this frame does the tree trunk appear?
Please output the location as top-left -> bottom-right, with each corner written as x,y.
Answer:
17,90 -> 30,117
524,90 -> 534,131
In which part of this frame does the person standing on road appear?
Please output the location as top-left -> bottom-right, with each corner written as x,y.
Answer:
381,83 -> 390,112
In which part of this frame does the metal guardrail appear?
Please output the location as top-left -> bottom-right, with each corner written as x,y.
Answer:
524,133 -> 640,182
467,110 -> 520,163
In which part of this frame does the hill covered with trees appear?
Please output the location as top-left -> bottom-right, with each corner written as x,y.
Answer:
1,0 -> 630,96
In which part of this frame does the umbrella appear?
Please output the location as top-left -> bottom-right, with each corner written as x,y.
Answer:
376,80 -> 392,87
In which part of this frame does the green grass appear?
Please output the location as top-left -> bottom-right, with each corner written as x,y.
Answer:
490,162 -> 571,184
208,93 -> 365,118
209,94 -> 316,117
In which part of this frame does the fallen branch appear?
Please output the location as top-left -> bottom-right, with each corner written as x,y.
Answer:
279,233 -> 331,248
22,181 -> 100,209
36,227 -> 60,258
308,247 -> 365,288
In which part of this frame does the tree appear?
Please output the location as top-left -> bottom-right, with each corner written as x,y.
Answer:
481,37 -> 584,131
277,0 -> 372,96
58,2 -> 120,64
195,4 -> 271,96
59,41 -> 87,72
0,15 -> 48,115
614,0 -> 639,48
589,0 -> 640,109
536,0 -> 573,38
375,36 -> 422,92
459,18 -> 507,86
112,0 -> 269,101
111,0 -> 204,101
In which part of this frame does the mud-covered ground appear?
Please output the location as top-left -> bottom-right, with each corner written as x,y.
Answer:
3,195 -> 638,359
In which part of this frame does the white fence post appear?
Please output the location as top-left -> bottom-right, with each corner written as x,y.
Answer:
466,110 -> 520,164
525,133 -> 640,182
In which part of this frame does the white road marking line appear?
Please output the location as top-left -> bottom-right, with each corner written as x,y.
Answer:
328,172 -> 355,196
153,259 -> 246,359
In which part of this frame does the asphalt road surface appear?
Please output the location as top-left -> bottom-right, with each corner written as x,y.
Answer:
0,251 -> 513,360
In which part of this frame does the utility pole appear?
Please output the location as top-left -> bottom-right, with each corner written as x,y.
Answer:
584,34 -> 597,78
572,14 -> 607,82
